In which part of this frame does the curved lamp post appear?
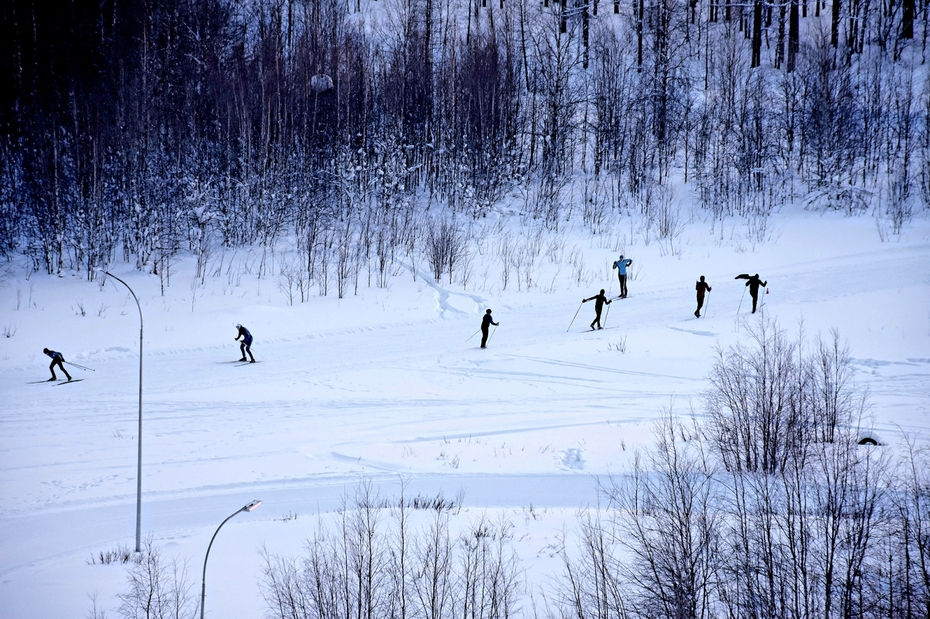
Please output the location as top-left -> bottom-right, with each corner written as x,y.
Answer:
200,500 -> 262,619
103,271 -> 144,553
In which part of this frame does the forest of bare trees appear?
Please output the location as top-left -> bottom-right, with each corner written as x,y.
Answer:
1,0 -> 927,287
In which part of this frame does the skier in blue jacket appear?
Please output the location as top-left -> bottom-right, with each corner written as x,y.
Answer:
612,256 -> 633,298
42,348 -> 72,381
235,325 -> 256,362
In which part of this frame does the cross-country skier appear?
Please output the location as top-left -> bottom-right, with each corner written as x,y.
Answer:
695,276 -> 712,317
480,309 -> 499,349
583,289 -> 612,330
235,324 -> 256,362
745,274 -> 767,314
42,348 -> 72,381
612,255 -> 633,298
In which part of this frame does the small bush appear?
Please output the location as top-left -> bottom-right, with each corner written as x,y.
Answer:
88,544 -> 136,565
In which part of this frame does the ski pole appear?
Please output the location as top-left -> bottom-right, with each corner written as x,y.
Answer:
65,361 -> 95,372
603,299 -> 612,328
465,329 -> 481,342
487,325 -> 498,344
703,292 -> 710,318
737,286 -> 746,315
567,301 -> 584,332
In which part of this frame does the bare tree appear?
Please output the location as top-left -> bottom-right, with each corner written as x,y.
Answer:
425,217 -> 467,284
117,539 -> 196,619
605,411 -> 720,619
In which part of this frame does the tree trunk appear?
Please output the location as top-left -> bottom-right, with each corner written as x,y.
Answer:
788,0 -> 799,72
831,0 -> 840,46
901,0 -> 914,39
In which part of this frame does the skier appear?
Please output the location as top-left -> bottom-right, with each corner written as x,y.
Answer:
695,276 -> 712,317
480,309 -> 499,349
612,255 -> 633,298
583,289 -> 612,330
42,347 -> 72,381
744,274 -> 767,314
235,324 -> 256,362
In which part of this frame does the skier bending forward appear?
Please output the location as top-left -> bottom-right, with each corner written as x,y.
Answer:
43,347 -> 72,381
235,324 -> 256,363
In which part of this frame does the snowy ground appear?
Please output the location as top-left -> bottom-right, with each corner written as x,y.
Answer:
1,208 -> 928,618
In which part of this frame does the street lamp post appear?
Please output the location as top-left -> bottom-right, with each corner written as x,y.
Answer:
200,500 -> 263,619
103,271 -> 144,553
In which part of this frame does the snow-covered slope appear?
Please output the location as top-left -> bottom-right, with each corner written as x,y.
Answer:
1,208 -> 928,617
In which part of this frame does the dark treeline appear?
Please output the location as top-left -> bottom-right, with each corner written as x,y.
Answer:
1,0 -> 927,283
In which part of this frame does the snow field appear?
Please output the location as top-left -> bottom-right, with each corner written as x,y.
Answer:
0,207 -> 928,617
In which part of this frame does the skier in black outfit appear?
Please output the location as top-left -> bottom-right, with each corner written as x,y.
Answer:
695,276 -> 712,317
583,289 -> 612,330
480,309 -> 499,349
42,348 -> 72,381
745,274 -> 767,314
235,324 -> 256,362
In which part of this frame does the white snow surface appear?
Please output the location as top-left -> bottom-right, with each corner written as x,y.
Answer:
1,208 -> 929,618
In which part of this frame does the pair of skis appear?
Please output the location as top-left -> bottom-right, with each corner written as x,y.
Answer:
30,359 -> 93,384
228,358 -> 259,366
